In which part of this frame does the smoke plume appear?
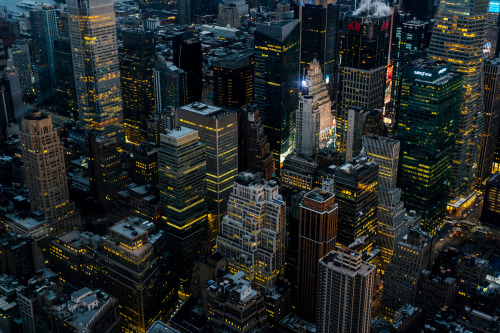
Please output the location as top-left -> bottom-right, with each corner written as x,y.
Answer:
353,0 -> 391,17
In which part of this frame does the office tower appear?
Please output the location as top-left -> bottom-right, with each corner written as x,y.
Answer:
297,189 -> 337,321
53,36 -> 76,114
217,173 -> 286,288
8,40 -> 33,100
296,95 -> 320,158
301,60 -> 333,148
336,12 -> 390,155
382,227 -> 432,319
159,126 -> 207,280
191,0 -> 220,17
0,231 -> 36,279
99,220 -> 177,332
428,0 -> 488,198
316,247 -> 376,333
238,104 -> 275,180
86,133 -> 127,209
133,142 -> 158,185
212,50 -> 253,109
362,135 -> 417,268
179,102 -> 238,246
254,19 -> 300,171
300,1 -> 339,84
172,33 -> 202,103
334,156 -> 378,255
206,272 -> 267,332
153,57 -> 188,110
478,59 -> 500,187
345,108 -> 385,161
0,65 -> 23,131
20,111 -> 80,236
29,7 -> 58,104
415,270 -> 456,320
217,3 -> 240,28
67,0 -> 124,143
486,0 -> 500,57
398,60 -> 462,234
389,20 -> 429,125
120,29 -> 155,146
178,0 -> 191,25
402,0 -> 433,21
481,172 -> 500,228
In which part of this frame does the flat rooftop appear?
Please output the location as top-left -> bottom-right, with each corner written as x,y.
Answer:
110,220 -> 148,239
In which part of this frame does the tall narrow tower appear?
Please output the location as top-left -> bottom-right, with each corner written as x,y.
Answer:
428,0 -> 489,197
297,189 -> 337,321
67,0 -> 124,143
21,111 -> 80,235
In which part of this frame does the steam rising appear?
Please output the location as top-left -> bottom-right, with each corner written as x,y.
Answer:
353,0 -> 391,17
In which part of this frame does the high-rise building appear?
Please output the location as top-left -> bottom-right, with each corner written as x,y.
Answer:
389,19 -> 429,126
120,29 -> 155,146
206,271 -> 268,332
216,3 -> 240,28
99,220 -> 177,332
334,156 -> 378,255
20,111 -> 81,236
158,126 -> 207,279
30,7 -> 58,104
345,108 -> 385,161
316,247 -> 376,333
8,39 -> 33,100
296,95 -> 320,158
382,227 -> 432,319
254,19 -> 300,171
178,0 -> 191,25
67,0 -> 124,143
153,57 -> 188,110
481,172 -> 500,228
486,0 -> 500,57
133,142 -> 159,185
179,102 -> 238,246
86,133 -> 127,209
398,59 -> 462,234
336,11 -> 390,155
428,0 -> 488,197
300,1 -> 339,90
401,0 -> 433,21
212,50 -> 253,109
53,36 -> 76,114
297,189 -> 337,321
0,64 -> 23,130
478,58 -> 500,187
238,104 -> 275,180
362,135 -> 417,268
300,60 -> 333,148
217,173 -> 286,289
172,34 -> 202,103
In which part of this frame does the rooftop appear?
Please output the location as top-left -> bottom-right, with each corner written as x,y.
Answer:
147,321 -> 181,333
304,189 -> 334,202
110,220 -> 148,240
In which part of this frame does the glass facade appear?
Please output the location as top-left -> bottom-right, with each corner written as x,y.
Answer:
398,60 -> 462,234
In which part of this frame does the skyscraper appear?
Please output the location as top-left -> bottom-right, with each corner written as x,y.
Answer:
336,11 -> 390,155
212,50 -> 253,109
20,111 -> 81,235
297,189 -> 337,321
8,39 -> 33,100
254,19 -> 300,171
153,57 -> 188,110
428,0 -> 489,197
301,60 -> 333,148
217,173 -> 286,289
238,104 -> 275,180
67,0 -> 124,143
486,0 -> 500,57
398,59 -> 462,234
158,126 -> 207,280
389,19 -> 429,126
296,95 -> 320,158
362,135 -> 416,268
382,227 -> 432,319
120,29 -> 155,146
29,7 -> 58,104
481,172 -> 500,228
478,58 -> 500,187
0,64 -> 23,130
172,34 -> 202,103
300,1 -> 339,84
178,0 -> 191,25
179,102 -> 238,246
316,247 -> 375,333
334,156 -> 378,255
